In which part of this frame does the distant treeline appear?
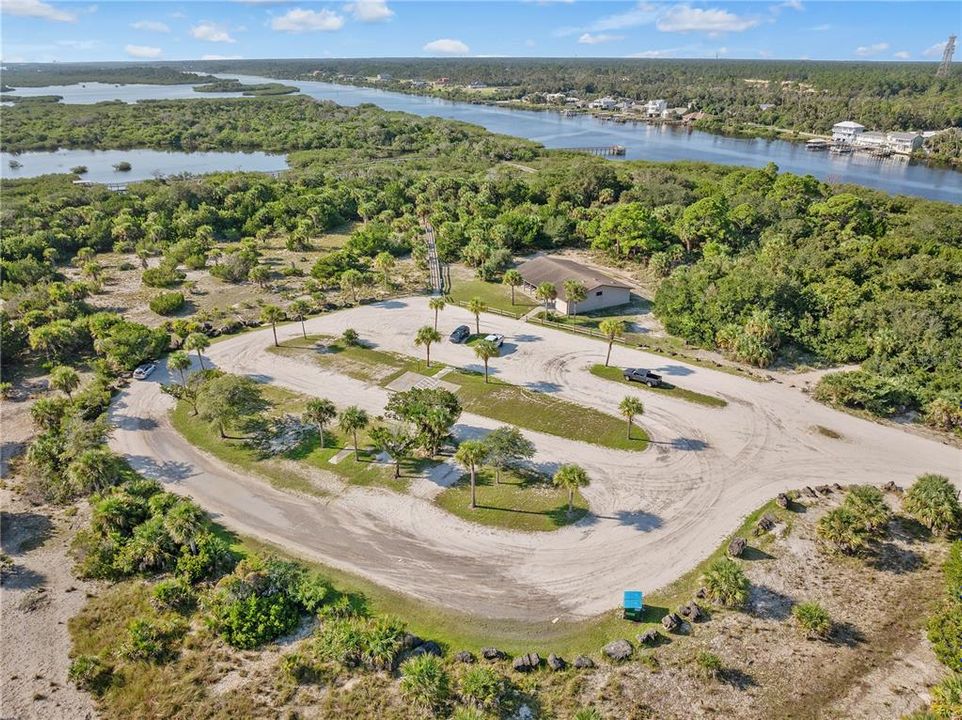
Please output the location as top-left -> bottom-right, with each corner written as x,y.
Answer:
1,63 -> 212,88
184,58 -> 962,134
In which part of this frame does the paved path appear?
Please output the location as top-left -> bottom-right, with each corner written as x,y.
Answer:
110,297 -> 961,622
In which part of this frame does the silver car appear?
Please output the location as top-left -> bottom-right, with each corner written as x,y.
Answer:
133,362 -> 156,380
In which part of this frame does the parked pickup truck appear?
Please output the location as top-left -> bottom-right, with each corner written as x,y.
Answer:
623,368 -> 663,387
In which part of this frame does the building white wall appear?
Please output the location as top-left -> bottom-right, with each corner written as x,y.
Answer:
556,285 -> 631,315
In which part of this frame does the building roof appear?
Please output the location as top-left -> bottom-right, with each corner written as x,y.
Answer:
887,131 -> 921,141
517,256 -> 630,300
833,121 -> 865,130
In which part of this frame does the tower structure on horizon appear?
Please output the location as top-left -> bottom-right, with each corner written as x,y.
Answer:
936,35 -> 956,78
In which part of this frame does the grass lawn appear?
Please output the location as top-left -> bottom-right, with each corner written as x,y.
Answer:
590,364 -> 728,408
446,369 -> 647,451
446,277 -> 535,316
270,334 -> 445,385
435,467 -> 588,532
170,383 -> 428,494
273,335 -> 648,451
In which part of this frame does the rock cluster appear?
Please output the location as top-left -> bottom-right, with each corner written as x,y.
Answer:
454,650 -> 475,664
481,647 -> 506,662
679,601 -> 704,623
512,653 -> 541,672
573,655 -> 595,669
661,612 -> 682,632
637,629 -> 661,646
547,654 -> 566,671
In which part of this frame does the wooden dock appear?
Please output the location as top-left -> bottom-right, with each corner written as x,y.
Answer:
560,145 -> 627,157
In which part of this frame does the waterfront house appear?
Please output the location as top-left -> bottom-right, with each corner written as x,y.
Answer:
832,121 -> 866,144
589,97 -> 617,110
646,99 -> 668,116
886,131 -> 923,154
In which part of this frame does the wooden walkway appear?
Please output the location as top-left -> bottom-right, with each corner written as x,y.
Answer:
558,145 -> 627,157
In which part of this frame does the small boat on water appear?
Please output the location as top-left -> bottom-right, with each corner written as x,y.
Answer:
830,145 -> 853,154
806,139 -> 831,151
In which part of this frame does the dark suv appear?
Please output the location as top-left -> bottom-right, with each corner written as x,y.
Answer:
449,325 -> 471,343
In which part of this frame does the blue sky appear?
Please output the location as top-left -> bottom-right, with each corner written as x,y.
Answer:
1,0 -> 959,63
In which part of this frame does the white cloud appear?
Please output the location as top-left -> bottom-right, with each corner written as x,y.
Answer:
270,8 -> 344,32
657,5 -> 760,34
770,0 -> 802,13
423,38 -> 469,56
893,50 -> 910,60
591,2 -> 657,32
629,48 -> 678,58
809,23 -> 831,31
923,41 -> 947,58
191,22 -> 236,42
131,20 -> 170,32
125,44 -> 162,58
346,0 -> 393,23
758,49 -> 772,58
1,0 -> 76,22
854,42 -> 889,57
578,32 -> 623,45
201,54 -> 243,60
525,38 -> 536,48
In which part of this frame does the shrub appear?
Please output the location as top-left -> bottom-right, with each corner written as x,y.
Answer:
816,506 -> 872,555
694,650 -> 723,680
70,165 -> 88,174
342,328 -> 360,346
149,292 -> 186,316
152,577 -> 197,613
572,710 -> 603,720
813,370 -> 912,417
114,161 -> 132,172
400,654 -> 451,714
293,571 -> 331,614
904,474 -> 962,536
701,558 -> 748,608
945,542 -> 962,601
843,485 -> 891,535
459,665 -> 505,710
451,708 -> 489,720
280,651 -> 325,684
792,601 -> 832,639
923,397 -> 962,434
142,265 -> 185,288
208,592 -> 300,650
67,655 -> 112,695
312,615 -> 406,671
119,615 -> 186,662
927,603 -> 962,670
931,673 -> 962,719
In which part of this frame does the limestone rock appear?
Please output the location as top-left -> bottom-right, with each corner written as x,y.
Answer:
637,629 -> 661,646
679,602 -> 704,623
728,537 -> 747,557
573,655 -> 595,669
481,647 -> 505,661
603,639 -> 633,662
775,493 -> 790,509
547,654 -> 566,671
454,650 -> 475,664
661,613 -> 682,632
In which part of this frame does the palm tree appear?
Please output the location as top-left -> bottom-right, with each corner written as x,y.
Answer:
599,319 -> 626,367
563,279 -> 587,316
49,365 -> 80,399
289,299 -> 310,339
338,406 -> 369,461
261,305 -> 286,347
303,398 -> 337,448
902,473 -> 961,536
535,282 -> 557,323
167,351 -> 191,388
467,296 -> 486,335
473,339 -> 499,383
553,464 -> 590,515
340,269 -> 365,303
502,269 -> 523,305
183,332 -> 210,370
414,325 -> 442,368
455,440 -> 488,510
619,396 -> 644,440
373,251 -> 395,289
428,296 -> 446,331
163,500 -> 205,554
370,423 -> 416,479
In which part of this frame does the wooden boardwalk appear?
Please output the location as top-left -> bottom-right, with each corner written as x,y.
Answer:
559,145 -> 627,157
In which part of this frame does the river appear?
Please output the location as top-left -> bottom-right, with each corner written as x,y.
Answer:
3,73 -> 960,203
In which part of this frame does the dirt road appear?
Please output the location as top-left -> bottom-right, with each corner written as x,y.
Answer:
110,297 -> 961,621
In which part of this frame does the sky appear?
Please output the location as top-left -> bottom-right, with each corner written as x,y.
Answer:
0,0 -> 959,63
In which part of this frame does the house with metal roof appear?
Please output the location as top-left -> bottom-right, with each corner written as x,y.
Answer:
516,256 -> 631,315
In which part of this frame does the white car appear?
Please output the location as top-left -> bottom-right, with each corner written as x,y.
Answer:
133,362 -> 157,380
483,334 -> 505,348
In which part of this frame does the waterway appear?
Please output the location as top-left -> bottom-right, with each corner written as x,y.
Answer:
1,148 -> 288,184
3,73 -> 959,203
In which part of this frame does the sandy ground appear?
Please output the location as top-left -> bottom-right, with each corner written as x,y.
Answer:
109,296 -> 962,622
0,490 -> 98,720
